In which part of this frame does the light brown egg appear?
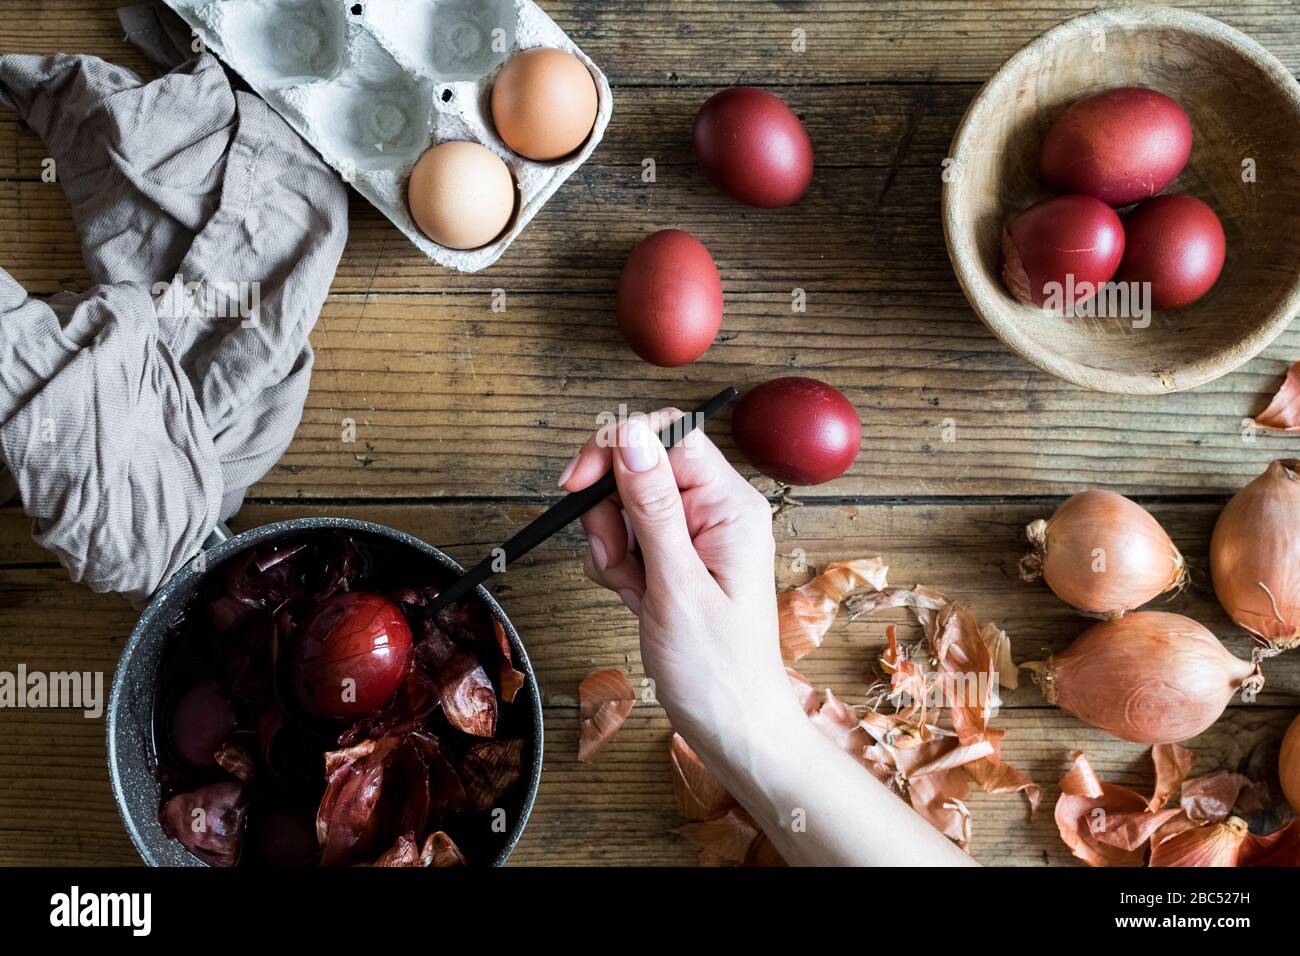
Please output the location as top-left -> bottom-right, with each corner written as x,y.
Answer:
407,141 -> 516,250
491,47 -> 597,161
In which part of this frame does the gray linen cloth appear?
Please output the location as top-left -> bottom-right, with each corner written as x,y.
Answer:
0,16 -> 348,602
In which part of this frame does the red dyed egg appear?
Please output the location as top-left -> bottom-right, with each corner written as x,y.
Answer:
731,378 -> 861,485
693,87 -> 813,208
1117,194 -> 1226,310
1040,87 -> 1192,207
1001,195 -> 1125,313
288,592 -> 413,721
169,677 -> 236,769
616,229 -> 723,367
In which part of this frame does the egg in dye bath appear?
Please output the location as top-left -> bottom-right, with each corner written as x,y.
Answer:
407,141 -> 517,250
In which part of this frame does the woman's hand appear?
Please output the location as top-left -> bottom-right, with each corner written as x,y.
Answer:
560,406 -> 975,866
558,409 -> 803,747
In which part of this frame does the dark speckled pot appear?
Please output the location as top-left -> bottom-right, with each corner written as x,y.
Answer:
107,517 -> 543,867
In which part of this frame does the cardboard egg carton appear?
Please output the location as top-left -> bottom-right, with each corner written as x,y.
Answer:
163,0 -> 613,272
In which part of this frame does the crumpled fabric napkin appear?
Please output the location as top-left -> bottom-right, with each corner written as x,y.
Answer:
0,11 -> 348,603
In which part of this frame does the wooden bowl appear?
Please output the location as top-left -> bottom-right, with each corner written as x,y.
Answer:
943,6 -> 1300,394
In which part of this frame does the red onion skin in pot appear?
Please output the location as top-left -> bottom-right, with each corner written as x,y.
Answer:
1039,87 -> 1192,207
288,591 -> 414,721
169,677 -> 237,770
616,229 -> 723,368
1117,194 -> 1226,310
1001,195 -> 1125,312
731,377 -> 861,485
1210,459 -> 1300,649
693,87 -> 814,208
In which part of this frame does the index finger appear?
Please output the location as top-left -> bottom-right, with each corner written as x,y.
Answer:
558,407 -> 690,492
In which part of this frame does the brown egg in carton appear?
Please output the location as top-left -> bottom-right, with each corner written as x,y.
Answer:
164,0 -> 613,272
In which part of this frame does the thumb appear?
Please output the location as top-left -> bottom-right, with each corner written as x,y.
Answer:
613,415 -> 703,588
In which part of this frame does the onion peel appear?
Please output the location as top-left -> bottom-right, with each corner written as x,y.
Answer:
1149,742 -> 1195,811
578,668 -> 635,763
1253,361 -> 1300,431
668,733 -> 734,821
777,557 -> 888,660
1179,771 -> 1253,824
673,807 -> 768,866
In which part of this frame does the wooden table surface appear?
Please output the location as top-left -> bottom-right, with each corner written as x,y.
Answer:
2,0 -> 1299,867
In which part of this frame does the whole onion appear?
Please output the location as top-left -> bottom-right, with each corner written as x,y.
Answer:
1210,460 -> 1300,649
1281,715 -> 1300,814
1021,490 -> 1186,617
1027,611 -> 1262,744
168,677 -> 236,769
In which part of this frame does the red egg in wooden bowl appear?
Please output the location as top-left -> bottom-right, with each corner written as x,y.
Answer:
942,6 -> 1300,394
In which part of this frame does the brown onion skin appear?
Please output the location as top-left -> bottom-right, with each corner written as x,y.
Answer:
1281,715 -> 1300,814
1044,612 -> 1257,744
1210,460 -> 1300,648
1025,489 -> 1185,616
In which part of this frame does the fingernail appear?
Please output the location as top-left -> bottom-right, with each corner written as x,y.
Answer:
619,588 -> 642,615
622,509 -> 636,555
588,535 -> 608,571
557,453 -> 579,488
620,417 -> 658,472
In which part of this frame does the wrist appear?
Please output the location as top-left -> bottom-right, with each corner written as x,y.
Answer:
673,691 -> 815,801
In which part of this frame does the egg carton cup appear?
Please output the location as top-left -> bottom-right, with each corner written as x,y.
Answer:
164,0 -> 612,272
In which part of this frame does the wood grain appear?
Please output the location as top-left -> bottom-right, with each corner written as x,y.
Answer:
270,293 -> 1299,498
0,502 -> 1295,866
2,0 -> 1299,869
1,1 -> 1297,83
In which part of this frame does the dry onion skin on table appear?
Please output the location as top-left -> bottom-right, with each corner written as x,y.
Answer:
777,557 -> 888,660
1211,459 -> 1300,650
666,560 -> 1038,864
1020,490 -> 1186,618
1253,362 -> 1300,432
1056,747 -> 1300,867
1023,611 -> 1264,745
155,531 -> 530,867
577,668 -> 636,762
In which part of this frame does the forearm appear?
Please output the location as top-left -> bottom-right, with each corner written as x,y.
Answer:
690,709 -> 977,867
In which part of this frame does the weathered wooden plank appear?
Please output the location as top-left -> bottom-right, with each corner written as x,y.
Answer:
0,165 -> 959,295
274,293 -> 1300,498
0,282 -> 1295,496
0,700 -> 1292,867
1,501 -> 1295,866
0,0 -> 1296,84
2,500 -> 1298,707
0,81 -> 969,179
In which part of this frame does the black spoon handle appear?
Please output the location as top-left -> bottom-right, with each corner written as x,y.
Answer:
427,386 -> 739,614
